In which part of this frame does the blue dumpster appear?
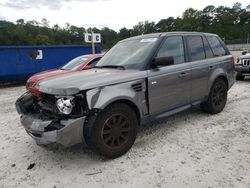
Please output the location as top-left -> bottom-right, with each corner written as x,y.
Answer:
0,45 -> 101,83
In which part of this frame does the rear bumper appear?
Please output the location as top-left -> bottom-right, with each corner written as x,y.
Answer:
20,115 -> 86,147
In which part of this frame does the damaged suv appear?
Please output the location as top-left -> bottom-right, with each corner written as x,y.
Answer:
16,32 -> 235,158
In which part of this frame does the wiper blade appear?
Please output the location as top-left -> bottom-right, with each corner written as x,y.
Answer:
94,65 -> 125,70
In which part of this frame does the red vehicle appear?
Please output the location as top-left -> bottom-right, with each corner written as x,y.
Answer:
26,54 -> 103,96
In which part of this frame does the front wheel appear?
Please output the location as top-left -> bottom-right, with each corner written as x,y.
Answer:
201,79 -> 227,114
84,103 -> 138,158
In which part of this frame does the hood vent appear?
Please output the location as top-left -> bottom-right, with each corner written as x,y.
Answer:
132,82 -> 143,92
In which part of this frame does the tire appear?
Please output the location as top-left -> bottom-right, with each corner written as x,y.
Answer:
236,73 -> 245,80
201,79 -> 227,114
84,103 -> 138,158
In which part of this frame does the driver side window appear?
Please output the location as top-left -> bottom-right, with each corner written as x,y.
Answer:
156,36 -> 185,65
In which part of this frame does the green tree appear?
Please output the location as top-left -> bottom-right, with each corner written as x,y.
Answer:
35,34 -> 50,45
156,17 -> 175,32
0,3 -> 250,48
41,18 -> 49,28
118,27 -> 132,40
16,19 -> 25,25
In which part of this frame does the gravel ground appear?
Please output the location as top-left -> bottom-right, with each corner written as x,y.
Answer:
0,50 -> 250,188
0,79 -> 250,188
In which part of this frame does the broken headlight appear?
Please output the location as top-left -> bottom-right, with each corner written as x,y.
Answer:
56,97 -> 74,115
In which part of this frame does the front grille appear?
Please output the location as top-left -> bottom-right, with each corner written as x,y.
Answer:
242,59 -> 250,66
39,93 -> 59,115
41,93 -> 56,104
39,93 -> 86,118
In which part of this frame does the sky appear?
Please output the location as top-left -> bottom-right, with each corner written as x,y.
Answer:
0,0 -> 249,31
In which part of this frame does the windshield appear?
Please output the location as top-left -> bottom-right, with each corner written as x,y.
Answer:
95,38 -> 158,70
61,56 -> 89,70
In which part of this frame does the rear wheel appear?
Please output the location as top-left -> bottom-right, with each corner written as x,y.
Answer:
84,103 -> 138,158
201,79 -> 227,114
236,72 -> 245,80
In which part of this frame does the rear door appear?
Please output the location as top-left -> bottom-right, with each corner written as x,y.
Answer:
147,36 -> 191,114
187,35 -> 231,103
186,35 -> 213,102
206,35 -> 234,90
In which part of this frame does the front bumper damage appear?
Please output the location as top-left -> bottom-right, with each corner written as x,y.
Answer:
16,91 -> 88,147
20,115 -> 86,147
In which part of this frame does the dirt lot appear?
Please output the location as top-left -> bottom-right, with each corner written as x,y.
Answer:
0,66 -> 250,187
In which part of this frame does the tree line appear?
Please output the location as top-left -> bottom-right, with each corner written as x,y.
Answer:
0,2 -> 249,49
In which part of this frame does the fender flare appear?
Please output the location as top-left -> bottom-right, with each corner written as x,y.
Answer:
208,68 -> 229,93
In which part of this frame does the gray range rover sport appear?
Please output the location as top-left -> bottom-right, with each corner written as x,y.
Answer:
16,32 -> 235,158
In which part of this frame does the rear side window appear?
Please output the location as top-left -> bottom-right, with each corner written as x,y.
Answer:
203,37 -> 214,58
206,36 -> 226,56
156,36 -> 185,65
187,36 -> 205,61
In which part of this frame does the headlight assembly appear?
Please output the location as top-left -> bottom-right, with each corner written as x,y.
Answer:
56,97 -> 74,115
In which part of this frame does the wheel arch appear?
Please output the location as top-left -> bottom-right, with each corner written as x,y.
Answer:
208,69 -> 229,92
202,74 -> 229,114
101,99 -> 142,125
216,75 -> 229,90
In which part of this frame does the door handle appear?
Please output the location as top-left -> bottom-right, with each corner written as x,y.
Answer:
208,66 -> 214,70
179,72 -> 187,78
151,81 -> 157,85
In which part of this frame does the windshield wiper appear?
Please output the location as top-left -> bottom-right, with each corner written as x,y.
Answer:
94,65 -> 125,70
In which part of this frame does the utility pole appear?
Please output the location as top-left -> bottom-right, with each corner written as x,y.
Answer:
91,30 -> 96,55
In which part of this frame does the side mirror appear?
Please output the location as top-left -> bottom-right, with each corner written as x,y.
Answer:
151,56 -> 174,67
242,51 -> 247,55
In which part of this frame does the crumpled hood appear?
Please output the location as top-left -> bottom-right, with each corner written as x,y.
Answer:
36,68 -> 147,95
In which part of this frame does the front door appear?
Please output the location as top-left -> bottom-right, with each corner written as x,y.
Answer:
147,36 -> 191,114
